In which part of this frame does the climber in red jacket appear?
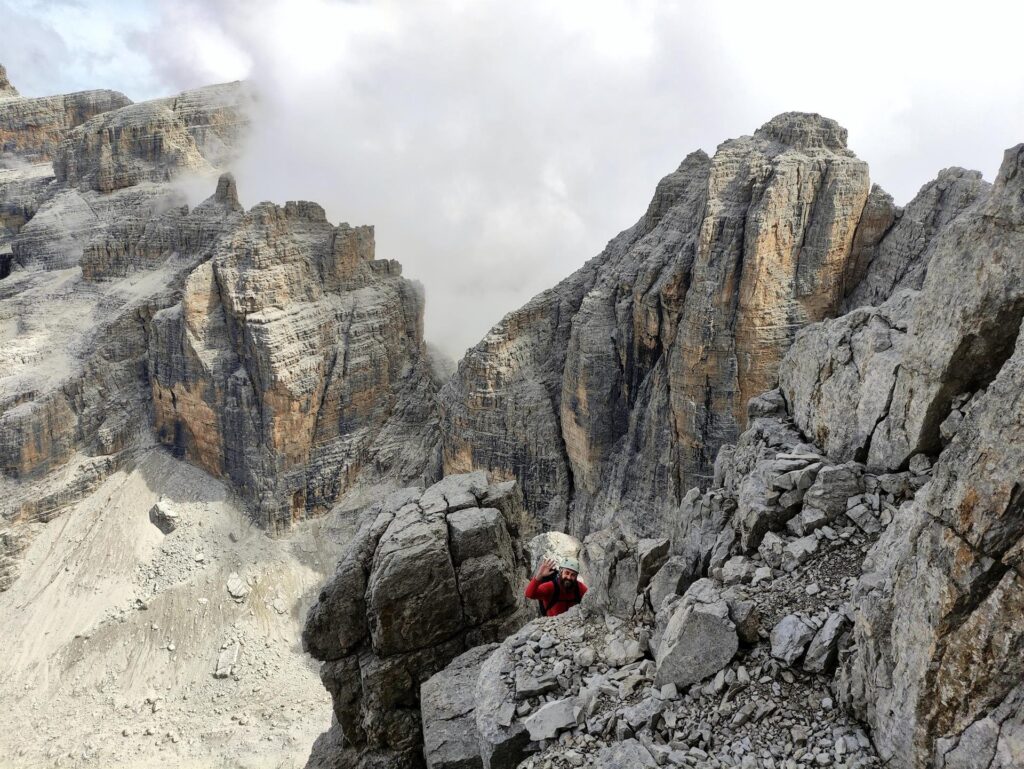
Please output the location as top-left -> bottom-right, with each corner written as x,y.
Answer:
525,556 -> 587,616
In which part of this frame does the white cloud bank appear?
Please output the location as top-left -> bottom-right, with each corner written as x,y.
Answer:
5,0 -> 1024,356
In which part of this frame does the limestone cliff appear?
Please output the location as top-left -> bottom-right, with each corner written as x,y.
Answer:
441,113 -> 872,538
0,68 -> 439,592
147,181 -> 440,529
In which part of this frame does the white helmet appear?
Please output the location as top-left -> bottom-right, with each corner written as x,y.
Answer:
559,557 -> 581,575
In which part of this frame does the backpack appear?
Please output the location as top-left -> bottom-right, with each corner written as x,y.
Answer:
536,573 -> 581,616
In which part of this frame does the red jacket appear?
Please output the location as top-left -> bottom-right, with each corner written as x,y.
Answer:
525,576 -> 588,616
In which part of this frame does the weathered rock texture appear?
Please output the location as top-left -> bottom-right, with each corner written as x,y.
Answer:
0,65 -> 18,100
0,74 -> 130,163
1,68 -> 440,596
783,145 -> 1024,471
302,473 -> 534,769
441,113 -> 872,537
842,168 -> 988,311
146,182 -> 439,528
6,64 -> 1024,769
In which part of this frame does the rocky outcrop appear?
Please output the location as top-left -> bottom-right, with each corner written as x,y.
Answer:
302,473 -> 534,769
441,113 -> 871,538
0,65 -> 17,100
780,289 -> 914,462
53,81 -> 251,193
757,145 -> 1024,768
146,180 -> 439,528
0,66 -> 130,163
838,314 -> 1024,768
783,145 -> 1024,471
0,72 -> 440,602
418,478 -> 886,769
843,168 -> 988,311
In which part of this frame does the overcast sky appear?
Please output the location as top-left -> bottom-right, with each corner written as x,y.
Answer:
5,0 -> 1024,357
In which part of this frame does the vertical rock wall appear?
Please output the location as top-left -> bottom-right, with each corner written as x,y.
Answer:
441,113 -> 871,538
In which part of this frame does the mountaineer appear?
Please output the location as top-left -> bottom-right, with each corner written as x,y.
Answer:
525,556 -> 587,617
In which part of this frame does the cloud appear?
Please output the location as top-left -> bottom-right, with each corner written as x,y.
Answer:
5,0 -> 1024,356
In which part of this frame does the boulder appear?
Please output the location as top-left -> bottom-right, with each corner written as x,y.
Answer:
636,538 -> 670,589
781,290 -> 914,463
522,697 -> 578,741
148,501 -> 179,534
722,555 -> 756,586
771,615 -> 816,665
781,535 -> 819,572
303,475 -> 532,769
421,644 -> 496,769
801,463 -> 864,522
527,531 -> 581,573
593,738 -> 657,768
367,507 -> 464,655
647,555 -> 693,612
475,645 -> 530,769
654,579 -> 738,688
447,507 -> 513,564
758,531 -> 786,570
803,612 -> 847,673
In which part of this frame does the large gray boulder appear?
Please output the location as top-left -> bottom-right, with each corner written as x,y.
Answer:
303,475 -> 533,769
781,289 -> 914,463
421,644 -> 497,769
654,579 -> 738,688
770,614 -> 816,666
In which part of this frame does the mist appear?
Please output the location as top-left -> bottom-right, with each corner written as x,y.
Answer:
5,0 -> 1024,357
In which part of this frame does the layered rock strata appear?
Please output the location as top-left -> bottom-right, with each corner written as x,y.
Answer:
1,68 -> 439,592
441,113 -> 872,537
302,473 -> 535,769
0,83 -> 131,163
146,178 -> 439,528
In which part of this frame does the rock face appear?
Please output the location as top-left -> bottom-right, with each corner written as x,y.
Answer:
147,183 -> 438,528
1,71 -> 441,603
421,643 -> 497,769
0,84 -> 131,163
6,66 -> 1024,769
762,146 -> 1024,768
441,113 -> 871,537
838,307 -> 1024,767
302,473 -> 534,769
783,145 -> 1024,472
654,579 -> 737,687
843,168 -> 988,312
0,65 -> 17,100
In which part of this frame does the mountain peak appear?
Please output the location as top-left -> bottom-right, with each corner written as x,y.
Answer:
754,111 -> 848,151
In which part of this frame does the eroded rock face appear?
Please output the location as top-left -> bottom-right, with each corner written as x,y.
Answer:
781,289 -> 915,462
0,81 -> 131,163
843,168 -> 988,312
147,183 -> 439,528
1,73 -> 439,590
838,314 -> 1024,769
782,145 -> 1024,471
0,65 -> 18,100
441,113 -> 871,538
302,474 -> 534,769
